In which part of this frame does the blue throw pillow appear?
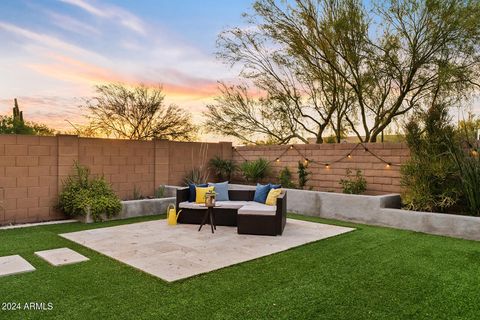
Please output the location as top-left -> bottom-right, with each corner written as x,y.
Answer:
208,181 -> 229,201
254,183 -> 271,203
270,183 -> 281,189
188,183 -> 208,202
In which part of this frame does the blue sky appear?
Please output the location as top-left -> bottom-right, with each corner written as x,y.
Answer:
0,0 -> 253,136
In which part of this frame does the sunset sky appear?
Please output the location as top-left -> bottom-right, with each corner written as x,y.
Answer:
0,0 -> 252,140
0,0 -> 478,141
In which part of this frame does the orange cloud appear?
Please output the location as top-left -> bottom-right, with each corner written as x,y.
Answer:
26,53 -> 220,101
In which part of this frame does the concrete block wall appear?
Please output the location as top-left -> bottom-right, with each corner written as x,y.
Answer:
0,135 -> 231,225
78,138 -> 155,200
0,135 -> 61,225
232,143 -> 410,195
167,141 -> 232,185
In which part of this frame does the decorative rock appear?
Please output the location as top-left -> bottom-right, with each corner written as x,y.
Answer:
34,248 -> 89,266
0,255 -> 35,277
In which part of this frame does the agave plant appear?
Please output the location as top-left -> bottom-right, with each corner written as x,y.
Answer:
184,167 -> 210,185
184,143 -> 210,185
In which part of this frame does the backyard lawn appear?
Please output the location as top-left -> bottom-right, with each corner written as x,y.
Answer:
1,214 -> 479,320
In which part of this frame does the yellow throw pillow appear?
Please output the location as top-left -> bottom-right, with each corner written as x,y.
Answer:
195,186 -> 215,204
265,188 -> 282,206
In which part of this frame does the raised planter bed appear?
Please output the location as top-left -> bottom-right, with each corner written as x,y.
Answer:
229,184 -> 480,241
79,197 -> 176,223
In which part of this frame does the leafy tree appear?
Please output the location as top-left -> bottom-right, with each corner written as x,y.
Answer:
457,112 -> 480,148
206,0 -> 480,143
0,99 -> 54,135
81,83 -> 197,140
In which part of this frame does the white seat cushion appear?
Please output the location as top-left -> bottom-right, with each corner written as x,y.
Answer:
179,201 -> 250,210
238,203 -> 277,216
215,201 -> 249,209
178,202 -> 206,210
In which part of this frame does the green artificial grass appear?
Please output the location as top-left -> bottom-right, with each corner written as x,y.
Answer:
1,214 -> 480,319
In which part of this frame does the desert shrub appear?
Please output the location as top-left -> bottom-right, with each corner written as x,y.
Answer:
297,161 -> 311,189
58,163 -> 121,221
401,106 -> 461,212
209,156 -> 238,181
339,169 -> 367,194
278,167 -> 296,188
450,147 -> 480,215
154,185 -> 166,198
240,158 -> 271,183
132,185 -> 144,200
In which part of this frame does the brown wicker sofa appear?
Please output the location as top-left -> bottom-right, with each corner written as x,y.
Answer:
176,188 -> 287,236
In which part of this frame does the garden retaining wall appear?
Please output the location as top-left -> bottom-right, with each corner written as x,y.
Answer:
230,184 -> 480,241
79,197 -> 176,223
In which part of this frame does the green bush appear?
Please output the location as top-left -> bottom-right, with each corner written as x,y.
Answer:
401,106 -> 461,212
154,185 -> 166,198
240,158 -> 272,183
209,156 -> 238,181
297,162 -> 311,189
278,167 -> 296,188
451,148 -> 480,215
58,163 -> 121,222
339,169 -> 367,194
132,185 -> 144,200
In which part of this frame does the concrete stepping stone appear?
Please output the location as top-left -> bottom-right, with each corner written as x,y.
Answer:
0,255 -> 36,277
34,248 -> 89,266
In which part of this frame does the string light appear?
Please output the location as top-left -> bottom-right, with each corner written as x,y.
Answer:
234,142 -> 399,168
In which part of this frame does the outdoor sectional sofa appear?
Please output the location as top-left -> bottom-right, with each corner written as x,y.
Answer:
176,188 -> 287,236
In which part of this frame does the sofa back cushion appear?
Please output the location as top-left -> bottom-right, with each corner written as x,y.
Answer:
254,183 -> 271,203
265,188 -> 283,206
188,183 -> 208,202
195,186 -> 215,204
208,181 -> 229,201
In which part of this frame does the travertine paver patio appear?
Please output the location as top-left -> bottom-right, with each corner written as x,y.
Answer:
0,255 -> 35,277
35,248 -> 89,266
61,219 -> 354,282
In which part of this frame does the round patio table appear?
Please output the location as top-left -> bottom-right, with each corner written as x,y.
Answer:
198,203 -> 220,234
